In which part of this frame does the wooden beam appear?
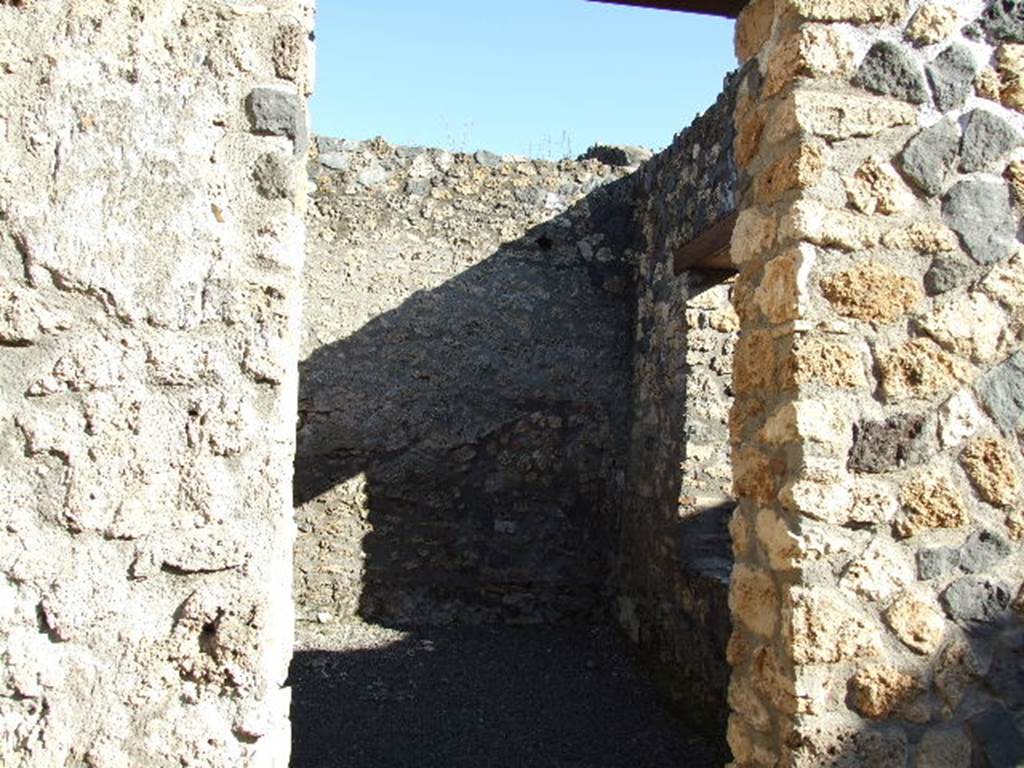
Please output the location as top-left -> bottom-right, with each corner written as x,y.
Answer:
588,0 -> 746,19
673,211 -> 738,274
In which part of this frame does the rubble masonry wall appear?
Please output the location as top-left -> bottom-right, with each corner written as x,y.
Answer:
727,0 -> 1024,765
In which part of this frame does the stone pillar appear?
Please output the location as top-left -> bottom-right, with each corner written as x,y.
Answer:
728,0 -> 1024,765
0,2 -> 313,766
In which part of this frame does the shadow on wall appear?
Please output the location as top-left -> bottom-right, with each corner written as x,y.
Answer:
292,175 -> 640,627
775,608 -> 1024,766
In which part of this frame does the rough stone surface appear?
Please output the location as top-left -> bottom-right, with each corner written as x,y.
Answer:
1006,158 -> 1024,204
848,412 -> 932,473
783,0 -> 907,24
785,335 -> 869,390
298,139 -> 638,626
736,0 -> 775,63
996,43 -> 1024,113
723,6 -> 1024,761
754,141 -> 827,203
897,469 -> 970,537
840,538 -> 914,602
884,592 -> 946,654
845,157 -> 915,215
731,566 -> 780,637
960,436 -> 1022,506
959,108 -> 1021,172
246,86 -> 309,156
920,292 -> 1010,364
821,261 -> 920,323
613,81 -> 738,742
918,546 -> 962,580
769,89 -> 918,143
938,389 -> 989,448
473,149 -> 502,167
849,665 -> 922,719
927,45 -> 977,112
879,339 -> 972,402
854,41 -> 930,104
941,577 -> 1013,625
788,588 -> 884,664
253,153 -> 291,201
977,351 -> 1024,434
966,0 -> 1024,44
942,180 -> 1019,265
579,144 -> 653,167
882,221 -> 958,254
906,4 -> 960,46
899,119 -> 961,196
924,253 -> 974,295
762,25 -> 856,98
0,3 -> 313,767
959,529 -> 1012,572
781,200 -> 882,251
980,251 -> 1024,321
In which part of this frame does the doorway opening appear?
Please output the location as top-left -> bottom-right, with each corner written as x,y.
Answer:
290,4 -> 739,766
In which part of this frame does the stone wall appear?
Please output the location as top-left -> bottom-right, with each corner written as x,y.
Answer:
295,139 -> 642,626
295,106 -> 747,743
616,77 -> 740,744
727,0 -> 1024,765
0,2 -> 312,766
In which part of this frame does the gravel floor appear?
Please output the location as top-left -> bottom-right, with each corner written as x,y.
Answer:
289,621 -> 721,768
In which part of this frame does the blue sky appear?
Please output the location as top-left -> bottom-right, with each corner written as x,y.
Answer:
311,1 -> 736,158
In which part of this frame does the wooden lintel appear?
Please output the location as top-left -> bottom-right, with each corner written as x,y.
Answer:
673,211 -> 738,275
587,0 -> 746,19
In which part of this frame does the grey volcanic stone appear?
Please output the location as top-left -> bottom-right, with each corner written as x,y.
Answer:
967,706 -> 1024,767
966,0 -> 1024,44
942,180 -> 1018,265
978,351 -> 1024,434
960,109 -> 1021,172
319,151 -> 350,171
854,41 -> 930,104
927,45 -> 977,112
924,253 -> 973,295
318,137 -> 358,154
581,145 -> 653,167
918,547 -> 961,580
940,577 -> 1012,625
900,120 -> 960,196
849,413 -> 932,473
245,87 -> 308,155
395,145 -> 428,158
253,153 -> 290,200
474,150 -> 501,167
960,530 -> 1012,573
405,179 -> 431,196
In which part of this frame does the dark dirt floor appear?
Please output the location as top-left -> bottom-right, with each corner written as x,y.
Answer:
289,622 -> 722,768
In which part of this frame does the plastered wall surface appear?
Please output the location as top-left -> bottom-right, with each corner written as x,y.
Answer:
295,140 -> 642,627
0,2 -> 312,766
728,0 -> 1024,765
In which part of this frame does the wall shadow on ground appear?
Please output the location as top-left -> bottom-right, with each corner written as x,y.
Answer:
287,625 -> 720,768
293,176 -> 640,627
